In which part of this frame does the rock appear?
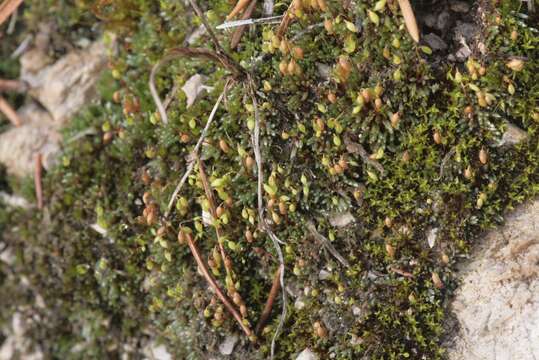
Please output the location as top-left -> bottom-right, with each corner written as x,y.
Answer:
499,121 -> 528,146
436,11 -> 452,32
181,74 -> 212,108
294,297 -> 306,310
296,348 -> 319,360
316,63 -> 331,80
0,192 -> 31,208
319,269 -> 331,280
151,345 -> 172,360
450,1 -> 470,13
0,103 -> 60,177
21,38 -> 110,125
0,313 -> 44,360
423,33 -> 448,51
454,21 -> 477,42
186,25 -> 206,45
219,334 -> 238,356
447,199 -> 539,360
19,48 -> 53,73
423,13 -> 437,28
426,227 -> 439,248
454,37 -> 472,61
329,211 -> 355,227
263,0 -> 274,15
350,334 -> 364,346
142,342 -> 172,360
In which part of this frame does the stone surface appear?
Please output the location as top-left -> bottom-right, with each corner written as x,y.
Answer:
0,103 -> 60,177
499,121 -> 528,146
447,199 -> 539,360
296,348 -> 319,360
423,33 -> 448,51
21,38 -> 110,125
0,313 -> 44,360
182,74 -> 213,109
218,334 -> 238,356
450,1 -> 471,13
142,342 -> 172,360
329,211 -> 355,227
436,11 -> 452,32
0,35 -> 111,177
454,21 -> 478,42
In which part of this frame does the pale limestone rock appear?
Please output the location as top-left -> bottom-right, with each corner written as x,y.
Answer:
0,103 -> 59,177
142,342 -> 172,360
499,121 -> 528,146
448,199 -> 539,360
329,211 -> 355,228
219,334 -> 238,356
297,348 -> 319,360
181,74 -> 213,108
0,36 -> 111,177
21,39 -> 110,125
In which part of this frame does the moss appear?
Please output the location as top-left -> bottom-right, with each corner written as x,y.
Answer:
1,0 -> 538,359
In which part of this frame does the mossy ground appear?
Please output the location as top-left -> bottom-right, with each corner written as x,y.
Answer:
1,0 -> 538,359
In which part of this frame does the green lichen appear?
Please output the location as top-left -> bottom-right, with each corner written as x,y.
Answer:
1,0 -> 538,359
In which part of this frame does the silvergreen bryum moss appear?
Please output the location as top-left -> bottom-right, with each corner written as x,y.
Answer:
1,0 -> 538,359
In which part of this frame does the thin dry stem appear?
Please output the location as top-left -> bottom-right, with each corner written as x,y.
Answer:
165,89 -> 226,217
306,221 -> 350,268
34,153 -> 43,209
0,95 -> 22,126
255,266 -> 282,335
230,0 -> 258,50
197,158 -> 234,282
0,79 -> 27,93
247,77 -> 286,359
187,0 -> 226,54
390,267 -> 414,278
276,2 -> 294,39
150,48 -> 240,125
344,134 -> 385,175
184,231 -> 253,337
226,0 -> 251,20
0,0 -> 23,26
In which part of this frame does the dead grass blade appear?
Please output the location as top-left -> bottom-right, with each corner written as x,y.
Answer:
397,0 -> 419,43
0,0 -> 23,27
230,0 -> 257,50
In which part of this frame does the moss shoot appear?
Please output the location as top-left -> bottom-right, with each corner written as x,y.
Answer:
1,0 -> 538,359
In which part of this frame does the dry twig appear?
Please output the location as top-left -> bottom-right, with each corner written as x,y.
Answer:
255,266 -> 282,335
276,9 -> 293,39
344,135 -> 385,175
187,0 -> 226,54
306,221 -> 350,268
0,79 -> 27,92
0,95 -> 22,126
0,0 -> 23,27
247,77 -> 286,359
150,48 -> 241,125
183,230 -> 253,337
165,89 -> 226,216
230,0 -> 258,50
390,267 -> 414,278
197,158 -> 235,280
227,0 -> 251,20
34,153 -> 43,209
